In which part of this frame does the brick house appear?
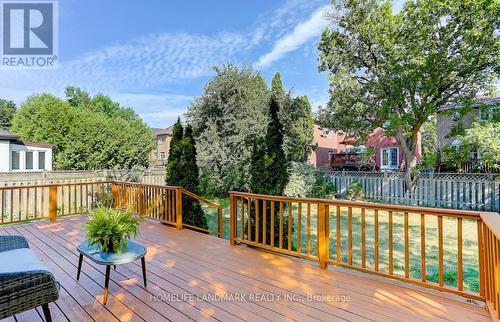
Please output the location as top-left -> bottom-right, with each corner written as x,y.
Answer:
308,124 -> 346,168
148,126 -> 173,169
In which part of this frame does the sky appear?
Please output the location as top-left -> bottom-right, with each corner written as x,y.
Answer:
0,0 -> 341,128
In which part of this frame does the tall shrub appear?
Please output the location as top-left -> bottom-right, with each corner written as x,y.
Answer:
165,120 -> 207,230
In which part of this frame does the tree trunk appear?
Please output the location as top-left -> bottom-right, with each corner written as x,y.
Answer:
395,129 -> 420,193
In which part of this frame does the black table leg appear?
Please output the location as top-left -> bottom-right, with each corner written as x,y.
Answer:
103,265 -> 111,305
77,254 -> 83,281
141,257 -> 147,287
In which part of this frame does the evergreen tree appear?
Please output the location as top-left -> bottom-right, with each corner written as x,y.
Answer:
165,118 -> 184,186
249,86 -> 290,246
165,120 -> 207,230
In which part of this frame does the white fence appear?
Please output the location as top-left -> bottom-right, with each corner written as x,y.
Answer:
0,169 -> 165,187
324,171 -> 500,212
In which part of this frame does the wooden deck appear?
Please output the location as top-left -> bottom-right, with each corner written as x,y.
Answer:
0,216 -> 491,322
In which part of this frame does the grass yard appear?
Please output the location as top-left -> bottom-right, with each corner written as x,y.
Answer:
201,197 -> 480,293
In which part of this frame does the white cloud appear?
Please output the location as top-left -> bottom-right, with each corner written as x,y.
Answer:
255,5 -> 330,68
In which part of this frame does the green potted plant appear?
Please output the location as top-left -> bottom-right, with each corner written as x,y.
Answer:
84,207 -> 141,254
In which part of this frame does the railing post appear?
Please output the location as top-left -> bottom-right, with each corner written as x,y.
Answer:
218,208 -> 223,238
139,186 -> 145,215
48,186 -> 57,222
317,202 -> 329,269
175,188 -> 183,230
230,194 -> 236,245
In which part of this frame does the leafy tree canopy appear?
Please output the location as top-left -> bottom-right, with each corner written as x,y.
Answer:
12,88 -> 154,170
0,99 -> 16,130
317,0 -> 499,188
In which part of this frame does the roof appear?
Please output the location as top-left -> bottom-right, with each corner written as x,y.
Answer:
439,93 -> 500,111
0,129 -> 19,140
152,125 -> 173,137
0,129 -> 54,148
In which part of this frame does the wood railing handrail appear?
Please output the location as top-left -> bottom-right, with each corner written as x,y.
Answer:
228,191 -> 499,304
181,189 -> 223,210
229,191 -> 490,219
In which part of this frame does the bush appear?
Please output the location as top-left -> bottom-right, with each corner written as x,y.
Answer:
284,162 -> 316,198
345,180 -> 364,200
284,164 -> 336,199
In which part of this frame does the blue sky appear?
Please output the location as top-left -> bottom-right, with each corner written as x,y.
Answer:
0,0 -> 336,127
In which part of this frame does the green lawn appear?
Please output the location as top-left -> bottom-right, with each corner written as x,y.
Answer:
201,197 -> 480,293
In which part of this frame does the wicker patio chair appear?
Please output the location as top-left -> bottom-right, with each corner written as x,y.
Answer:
0,235 -> 59,322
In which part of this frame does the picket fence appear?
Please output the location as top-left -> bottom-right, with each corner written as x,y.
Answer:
324,170 -> 500,212
0,169 -> 165,187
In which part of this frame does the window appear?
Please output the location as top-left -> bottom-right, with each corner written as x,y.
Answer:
38,151 -> 46,170
160,152 -> 165,160
25,151 -> 33,170
381,147 -> 399,169
11,151 -> 20,170
153,152 -> 158,160
157,136 -> 166,145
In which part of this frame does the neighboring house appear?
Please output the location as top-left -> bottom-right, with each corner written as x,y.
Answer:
329,127 -> 421,171
149,126 -> 173,168
0,130 -> 53,172
436,94 -> 499,155
308,124 -> 345,169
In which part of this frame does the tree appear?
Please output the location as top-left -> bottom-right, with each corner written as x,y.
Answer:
165,120 -> 207,229
186,64 -> 270,195
11,90 -> 154,169
0,99 -> 16,130
280,95 -> 314,163
317,0 -> 499,191
460,121 -> 500,172
165,119 -> 184,186
249,89 -> 290,246
421,117 -> 440,169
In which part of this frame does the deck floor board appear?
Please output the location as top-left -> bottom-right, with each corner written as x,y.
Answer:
0,216 -> 491,322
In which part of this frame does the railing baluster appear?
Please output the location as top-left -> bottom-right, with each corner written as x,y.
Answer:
478,221 -> 485,297
240,198 -> 244,240
389,210 -> 393,275
262,200 -> 267,245
348,207 -> 352,265
307,203 -> 311,256
336,205 -> 341,263
279,201 -> 283,249
421,213 -> 426,282
438,215 -> 444,286
288,202 -> 292,251
255,199 -> 259,244
297,203 -> 302,254
374,209 -> 379,271
457,217 -> 463,291
404,211 -> 409,279
271,201 -> 275,247
247,198 -> 252,242
361,208 -> 366,268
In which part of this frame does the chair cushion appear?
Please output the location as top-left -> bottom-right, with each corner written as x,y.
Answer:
0,248 -> 48,273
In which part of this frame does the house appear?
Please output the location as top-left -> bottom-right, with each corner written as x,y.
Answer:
148,126 -> 173,168
436,94 -> 499,157
307,124 -> 345,168
0,129 -> 53,172
329,127 -> 422,171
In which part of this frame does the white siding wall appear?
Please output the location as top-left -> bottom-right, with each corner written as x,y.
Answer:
0,140 -> 10,172
9,143 -> 53,171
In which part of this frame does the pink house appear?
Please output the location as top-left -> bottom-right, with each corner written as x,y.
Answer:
365,128 -> 421,170
328,127 -> 421,170
308,124 -> 345,168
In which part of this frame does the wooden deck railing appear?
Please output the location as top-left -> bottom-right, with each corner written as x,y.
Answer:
229,191 -> 500,303
0,181 -> 112,224
112,182 -> 223,237
0,181 -> 223,237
